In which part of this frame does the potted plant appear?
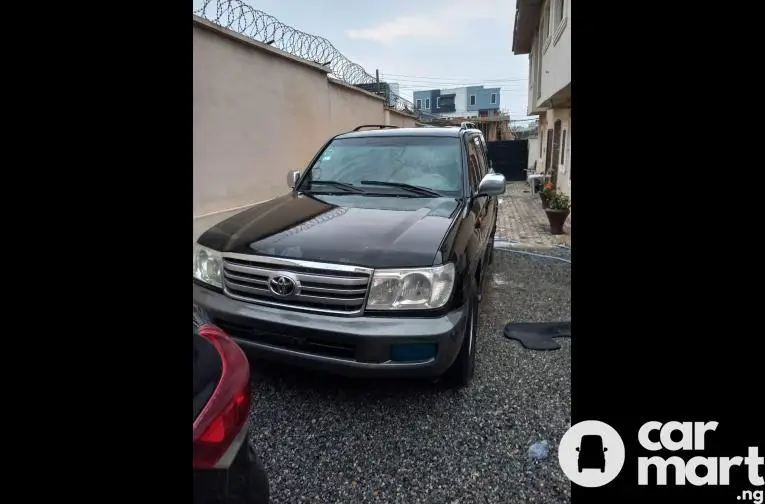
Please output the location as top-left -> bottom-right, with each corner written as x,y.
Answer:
540,182 -> 555,209
545,193 -> 571,235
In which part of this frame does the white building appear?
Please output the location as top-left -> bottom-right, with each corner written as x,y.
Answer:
512,0 -> 571,196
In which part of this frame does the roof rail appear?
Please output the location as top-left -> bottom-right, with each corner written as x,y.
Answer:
352,124 -> 399,132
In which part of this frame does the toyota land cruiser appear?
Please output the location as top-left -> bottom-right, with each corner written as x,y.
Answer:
193,124 -> 506,387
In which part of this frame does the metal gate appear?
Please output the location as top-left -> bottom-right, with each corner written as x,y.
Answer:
486,140 -> 528,181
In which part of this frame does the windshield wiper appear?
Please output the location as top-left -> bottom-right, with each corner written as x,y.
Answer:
360,180 -> 443,197
302,181 -> 365,194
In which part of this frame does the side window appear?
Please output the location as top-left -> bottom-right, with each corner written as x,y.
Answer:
465,138 -> 481,191
473,136 -> 489,178
481,136 -> 493,172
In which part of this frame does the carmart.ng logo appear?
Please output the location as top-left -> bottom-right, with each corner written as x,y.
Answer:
558,420 -> 626,487
558,419 -> 764,498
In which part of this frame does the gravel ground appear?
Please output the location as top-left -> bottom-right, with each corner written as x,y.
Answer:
247,247 -> 571,504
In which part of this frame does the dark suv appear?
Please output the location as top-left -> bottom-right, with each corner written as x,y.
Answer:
193,124 -> 506,387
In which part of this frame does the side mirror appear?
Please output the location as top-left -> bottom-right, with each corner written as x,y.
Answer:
575,447 -> 580,452
287,170 -> 300,189
476,173 -> 506,197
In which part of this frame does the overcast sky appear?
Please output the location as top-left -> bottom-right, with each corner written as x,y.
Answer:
193,0 -> 534,119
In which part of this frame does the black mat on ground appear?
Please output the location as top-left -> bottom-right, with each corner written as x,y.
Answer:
503,321 -> 571,350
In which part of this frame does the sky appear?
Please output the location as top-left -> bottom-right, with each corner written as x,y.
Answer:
193,0 -> 534,120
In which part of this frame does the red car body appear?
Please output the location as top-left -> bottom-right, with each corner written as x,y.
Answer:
193,317 -> 269,503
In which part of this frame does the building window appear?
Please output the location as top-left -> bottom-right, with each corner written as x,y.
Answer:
470,95 -> 476,106
436,97 -> 441,109
541,0 -> 551,42
425,98 -> 430,109
490,93 -> 496,104
415,99 -> 422,110
561,130 -> 567,165
554,0 -> 565,27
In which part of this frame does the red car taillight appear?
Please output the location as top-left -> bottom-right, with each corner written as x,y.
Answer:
193,324 -> 251,469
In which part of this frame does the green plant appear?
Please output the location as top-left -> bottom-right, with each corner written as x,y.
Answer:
541,182 -> 556,198
549,193 -> 571,211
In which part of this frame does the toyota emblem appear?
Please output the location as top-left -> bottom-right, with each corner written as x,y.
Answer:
268,274 -> 297,297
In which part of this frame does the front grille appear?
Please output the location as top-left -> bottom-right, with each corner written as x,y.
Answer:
222,254 -> 372,315
215,319 -> 356,360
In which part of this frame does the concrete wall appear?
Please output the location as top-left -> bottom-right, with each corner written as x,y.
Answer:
387,110 -> 418,127
327,78 -> 384,135
193,16 -> 415,224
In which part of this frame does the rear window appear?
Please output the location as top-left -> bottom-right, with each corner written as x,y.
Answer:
303,136 -> 464,196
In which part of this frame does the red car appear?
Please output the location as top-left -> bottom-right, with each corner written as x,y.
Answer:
193,315 -> 269,504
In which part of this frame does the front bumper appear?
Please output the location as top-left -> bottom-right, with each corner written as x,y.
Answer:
193,283 -> 469,378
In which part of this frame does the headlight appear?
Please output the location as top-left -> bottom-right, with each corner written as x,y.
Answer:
193,244 -> 223,288
366,263 -> 455,310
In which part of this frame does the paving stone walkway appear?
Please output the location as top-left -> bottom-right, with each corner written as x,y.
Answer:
495,181 -> 571,248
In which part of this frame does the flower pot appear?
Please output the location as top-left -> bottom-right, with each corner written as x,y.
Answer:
545,208 -> 570,235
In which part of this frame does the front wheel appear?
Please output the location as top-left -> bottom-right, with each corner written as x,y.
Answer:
441,296 -> 479,388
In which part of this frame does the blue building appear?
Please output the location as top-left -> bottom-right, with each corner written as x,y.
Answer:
412,85 -> 501,118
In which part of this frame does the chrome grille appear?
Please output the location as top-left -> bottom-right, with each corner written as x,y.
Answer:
222,253 -> 372,315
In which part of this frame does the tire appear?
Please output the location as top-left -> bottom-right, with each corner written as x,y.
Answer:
225,441 -> 270,504
441,295 -> 479,388
244,443 -> 270,504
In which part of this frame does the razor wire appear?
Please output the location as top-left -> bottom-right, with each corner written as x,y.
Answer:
194,0 -> 440,120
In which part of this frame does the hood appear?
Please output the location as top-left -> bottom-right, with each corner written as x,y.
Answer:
197,193 -> 461,268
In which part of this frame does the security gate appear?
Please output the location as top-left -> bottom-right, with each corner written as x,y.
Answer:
486,140 -> 528,181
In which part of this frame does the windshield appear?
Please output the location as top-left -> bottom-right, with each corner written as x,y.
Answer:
300,136 -> 464,197
580,436 -> 603,450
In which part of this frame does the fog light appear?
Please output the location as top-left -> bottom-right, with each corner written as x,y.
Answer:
390,343 -> 437,362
